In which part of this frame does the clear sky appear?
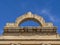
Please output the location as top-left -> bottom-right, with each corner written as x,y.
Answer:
0,0 -> 60,35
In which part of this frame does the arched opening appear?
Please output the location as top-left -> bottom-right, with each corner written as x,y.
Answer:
20,20 -> 41,27
18,18 -> 42,26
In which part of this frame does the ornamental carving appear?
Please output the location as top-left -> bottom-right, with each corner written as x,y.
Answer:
5,12 -> 53,27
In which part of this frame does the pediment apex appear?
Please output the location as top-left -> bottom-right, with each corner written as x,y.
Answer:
27,12 -> 32,15
26,12 -> 33,16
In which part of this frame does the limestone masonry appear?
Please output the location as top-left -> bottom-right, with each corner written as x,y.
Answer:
0,12 -> 60,45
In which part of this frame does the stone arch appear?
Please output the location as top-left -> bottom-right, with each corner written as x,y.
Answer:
15,12 -> 46,27
18,18 -> 42,26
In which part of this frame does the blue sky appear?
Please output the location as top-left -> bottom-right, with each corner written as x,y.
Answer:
0,0 -> 60,35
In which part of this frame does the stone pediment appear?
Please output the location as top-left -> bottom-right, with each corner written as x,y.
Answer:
5,12 -> 53,27
4,12 -> 57,35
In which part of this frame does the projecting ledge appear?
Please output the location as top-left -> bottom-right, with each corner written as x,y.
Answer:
0,34 -> 60,39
